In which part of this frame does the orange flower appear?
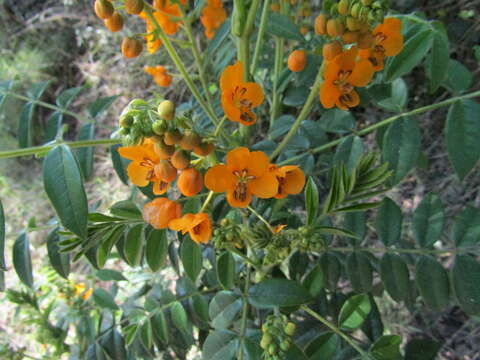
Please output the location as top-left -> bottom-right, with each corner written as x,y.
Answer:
205,147 -> 278,208
82,288 -> 93,301
169,212 -> 212,244
145,66 -> 172,87
220,61 -> 264,126
269,165 -> 306,199
142,197 -> 182,229
139,12 -> 162,53
118,143 -> 171,195
152,0 -> 183,35
320,46 -> 374,111
200,0 -> 227,39
359,18 -> 403,71
177,168 -> 204,197
273,224 -> 287,234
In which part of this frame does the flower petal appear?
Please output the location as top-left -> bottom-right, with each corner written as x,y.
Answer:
247,151 -> 270,178
204,164 -> 235,192
226,147 -> 250,171
220,61 -> 244,92
250,172 -> 278,199
242,82 -> 265,107
282,166 -> 306,195
383,34 -> 404,57
221,93 -> 242,123
320,81 -> 341,109
348,59 -> 374,87
127,162 -> 150,187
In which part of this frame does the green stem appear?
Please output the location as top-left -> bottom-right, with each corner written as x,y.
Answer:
145,9 -> 219,126
270,64 -> 324,160
270,36 -> 284,126
214,115 -> 227,137
199,191 -> 214,213
247,206 -> 274,233
280,89 -> 480,165
237,264 -> 251,360
250,0 -> 271,75
0,138 -> 120,159
301,305 -> 372,360
179,6 -> 216,114
0,90 -> 90,123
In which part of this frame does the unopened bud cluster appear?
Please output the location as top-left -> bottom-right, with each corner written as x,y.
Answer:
315,0 -> 389,59
118,99 -> 214,165
212,218 -> 243,250
260,314 -> 296,360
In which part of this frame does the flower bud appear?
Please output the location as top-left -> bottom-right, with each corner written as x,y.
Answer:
260,334 -> 272,349
104,11 -> 123,32
362,0 -> 373,5
154,160 -> 177,182
121,37 -> 143,58
94,0 -> 114,19
180,130 -> 201,151
171,149 -> 191,170
322,40 -> 342,61
350,3 -> 361,18
143,198 -> 182,229
164,129 -> 183,145
193,142 -> 214,157
338,0 -> 349,15
157,100 -> 176,121
372,1 -> 383,9
280,339 -> 291,351
287,50 -> 307,72
326,18 -> 344,37
177,168 -> 203,197
359,7 -> 369,21
124,0 -> 144,14
284,322 -> 296,336
153,138 -> 175,159
346,16 -> 361,31
375,9 -> 384,22
268,343 -> 277,355
314,13 -> 328,35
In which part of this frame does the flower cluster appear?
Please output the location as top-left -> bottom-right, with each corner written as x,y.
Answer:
142,198 -> 212,244
260,314 -> 296,360
144,65 -> 172,87
312,0 -> 403,110
205,147 -> 305,208
200,0 -> 227,39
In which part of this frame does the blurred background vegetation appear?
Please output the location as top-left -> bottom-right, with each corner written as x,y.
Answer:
0,0 -> 479,359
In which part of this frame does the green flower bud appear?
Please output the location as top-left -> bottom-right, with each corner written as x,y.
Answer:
375,9 -> 384,22
157,100 -> 176,121
260,333 -> 272,349
372,1 -> 383,9
268,343 -> 278,355
128,98 -> 149,109
280,339 -> 291,351
220,218 -> 230,227
361,0 -> 372,5
284,322 -> 296,336
338,0 -> 349,15
350,2 -> 361,17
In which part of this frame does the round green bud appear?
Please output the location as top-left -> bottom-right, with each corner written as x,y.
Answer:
260,333 -> 272,349
157,100 -> 176,121
226,232 -> 234,241
372,1 -> 383,9
350,3 -> 361,17
268,343 -> 278,355
361,0 -> 372,5
220,218 -> 230,227
152,120 -> 168,135
280,339 -> 291,351
284,322 -> 296,336
338,0 -> 349,15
